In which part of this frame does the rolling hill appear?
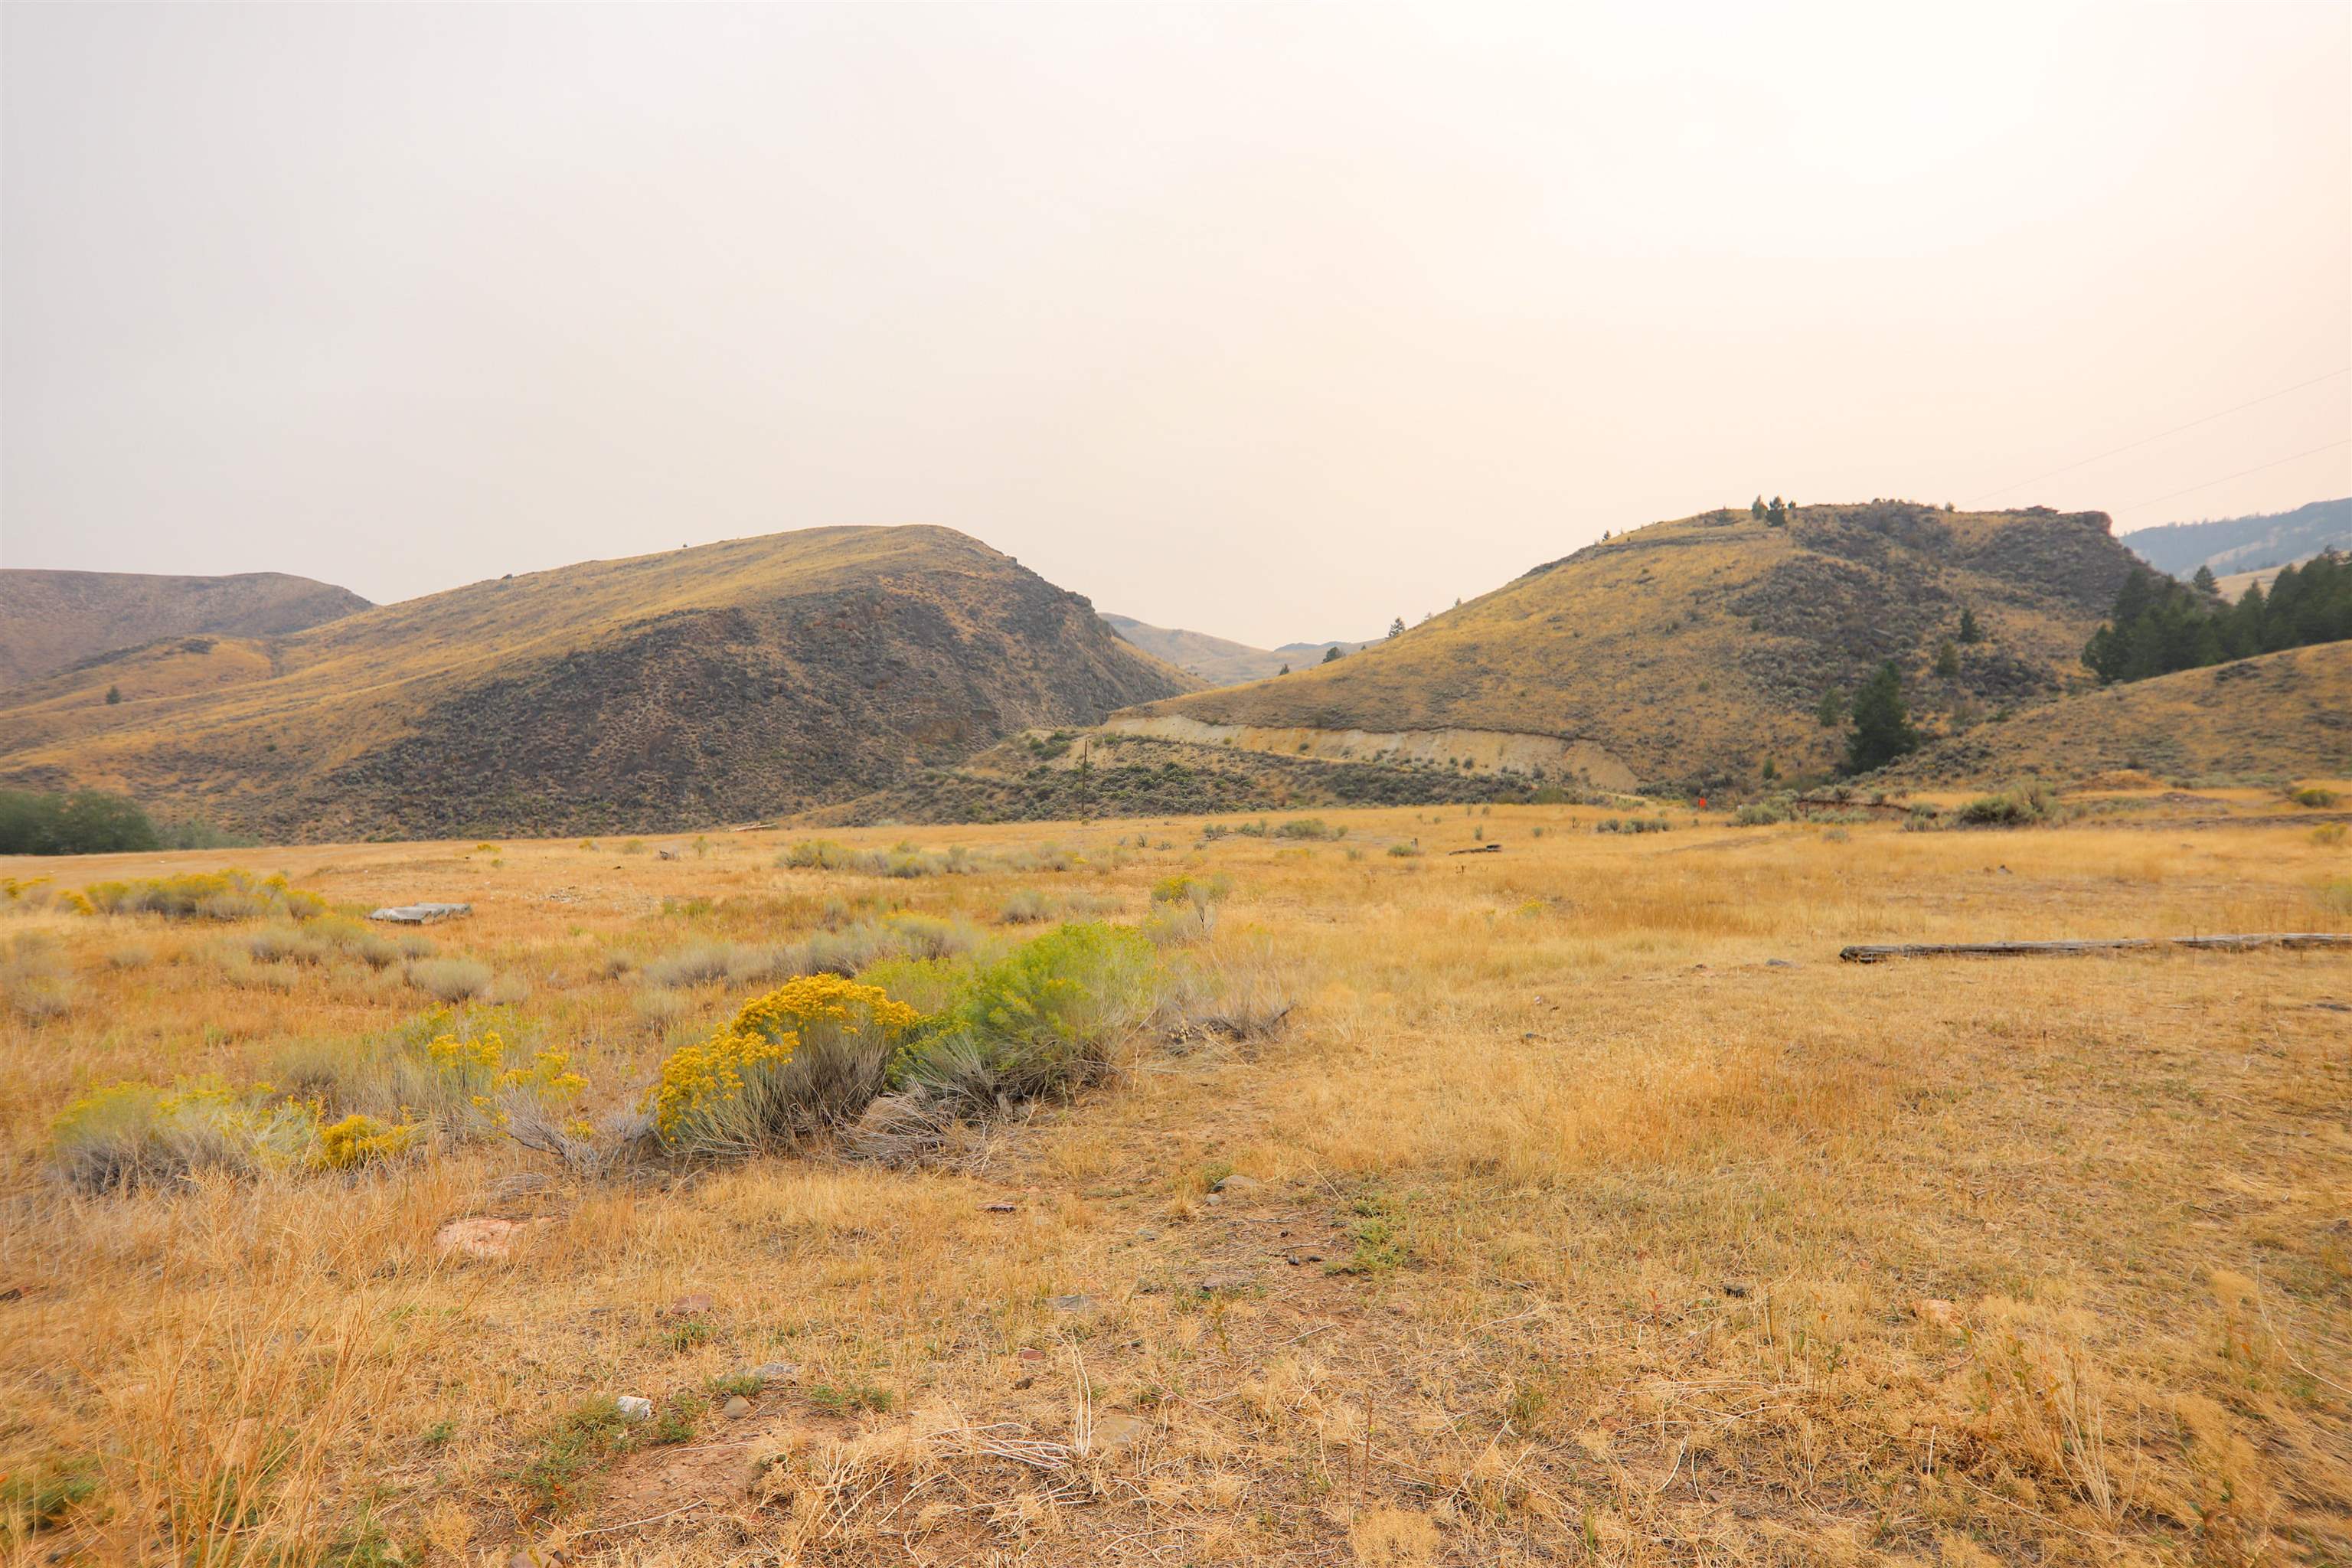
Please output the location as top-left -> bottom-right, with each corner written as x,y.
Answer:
0,568 -> 370,688
1112,501 -> 2144,793
1099,615 -> 1370,684
0,528 -> 1196,840
1889,639 -> 2351,785
2122,498 -> 2350,580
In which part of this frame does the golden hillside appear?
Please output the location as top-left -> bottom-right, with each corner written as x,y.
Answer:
1123,501 -> 2140,791
0,527 -> 1196,839
1892,639 -> 2352,784
0,568 -> 370,688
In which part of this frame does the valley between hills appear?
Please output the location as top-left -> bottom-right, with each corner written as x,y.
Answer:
14,498 -> 2340,841
2,500 -> 2347,1567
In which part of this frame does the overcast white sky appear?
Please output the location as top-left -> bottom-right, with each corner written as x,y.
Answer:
5,2 -> 2347,645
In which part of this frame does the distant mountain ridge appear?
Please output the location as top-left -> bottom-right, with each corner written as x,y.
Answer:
1099,614 -> 1370,684
0,568 -> 371,688
2122,498 -> 2350,579
0,527 -> 1196,840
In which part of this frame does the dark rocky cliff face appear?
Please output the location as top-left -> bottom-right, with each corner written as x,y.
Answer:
300,570 -> 1184,838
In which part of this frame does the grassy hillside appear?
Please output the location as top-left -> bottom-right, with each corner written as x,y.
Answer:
1125,501 -> 2140,792
1100,614 -> 1367,684
0,568 -> 371,688
0,527 -> 1196,839
1891,639 -> 2352,784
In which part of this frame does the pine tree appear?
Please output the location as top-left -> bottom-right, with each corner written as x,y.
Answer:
1766,496 -> 1787,527
1277,663 -> 1290,675
1321,645 -> 1343,663
1846,664 -> 1916,767
1815,687 -> 1846,727
2191,564 -> 2219,597
1389,617 -> 1406,638
1957,608 -> 1982,645
104,685 -> 122,705
1844,662 -> 1920,773
1933,639 -> 1960,679
1751,495 -> 1767,520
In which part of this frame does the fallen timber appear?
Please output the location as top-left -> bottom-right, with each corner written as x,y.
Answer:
1840,933 -> 2352,964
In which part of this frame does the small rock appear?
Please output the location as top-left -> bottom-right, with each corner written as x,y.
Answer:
1765,959 -> 1795,969
1285,1251 -> 1325,1266
1203,1194 -> 1224,1207
981,1201 -> 1018,1213
1210,1174 -> 1263,1195
434,1217 -> 528,1261
615,1395 -> 654,1422
507,1547 -> 573,1568
1018,1348 -> 1047,1362
1911,1298 -> 1959,1330
667,1292 -> 714,1317
722,1395 -> 753,1419
1049,1293 -> 1094,1313
746,1361 -> 799,1386
1197,1271 -> 1255,1294
1012,1375 -> 1035,1390
1087,1412 -> 1149,1454
657,848 -> 679,861
1720,1281 -> 1751,1298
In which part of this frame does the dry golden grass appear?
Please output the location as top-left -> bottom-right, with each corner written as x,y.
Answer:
1896,642 -> 2352,787
2,792 -> 2348,1566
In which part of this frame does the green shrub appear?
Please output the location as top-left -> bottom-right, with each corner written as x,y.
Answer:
0,788 -> 159,854
1273,818 -> 1345,841
1955,785 -> 2062,827
896,923 -> 1157,1109
1145,873 -> 1230,942
1733,802 -> 1788,827
50,1078 -> 319,1191
1386,842 -> 1422,858
2288,785 -> 2341,808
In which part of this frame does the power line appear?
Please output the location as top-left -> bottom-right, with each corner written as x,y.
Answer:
1965,366 -> 2349,505
2113,436 -> 2350,514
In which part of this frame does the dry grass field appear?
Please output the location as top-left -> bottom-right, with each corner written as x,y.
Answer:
3,789 -> 2349,1566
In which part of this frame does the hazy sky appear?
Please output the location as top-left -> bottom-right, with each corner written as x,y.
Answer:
5,3 -> 2347,645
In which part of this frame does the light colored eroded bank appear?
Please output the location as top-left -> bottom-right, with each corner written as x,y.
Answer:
1100,714 -> 1637,789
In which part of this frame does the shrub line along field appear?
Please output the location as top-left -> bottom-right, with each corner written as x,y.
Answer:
2,786 -> 2348,1565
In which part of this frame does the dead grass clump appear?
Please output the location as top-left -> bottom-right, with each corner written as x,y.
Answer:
2,931 -> 77,1021
404,956 -> 492,1001
642,939 -> 783,989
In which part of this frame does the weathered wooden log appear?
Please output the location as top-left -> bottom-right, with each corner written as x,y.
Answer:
1448,843 -> 1504,855
368,902 -> 473,925
1839,933 -> 2352,964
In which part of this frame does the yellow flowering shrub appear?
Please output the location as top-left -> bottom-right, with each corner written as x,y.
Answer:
81,868 -> 325,923
312,1113 -> 421,1171
649,975 -> 919,1156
